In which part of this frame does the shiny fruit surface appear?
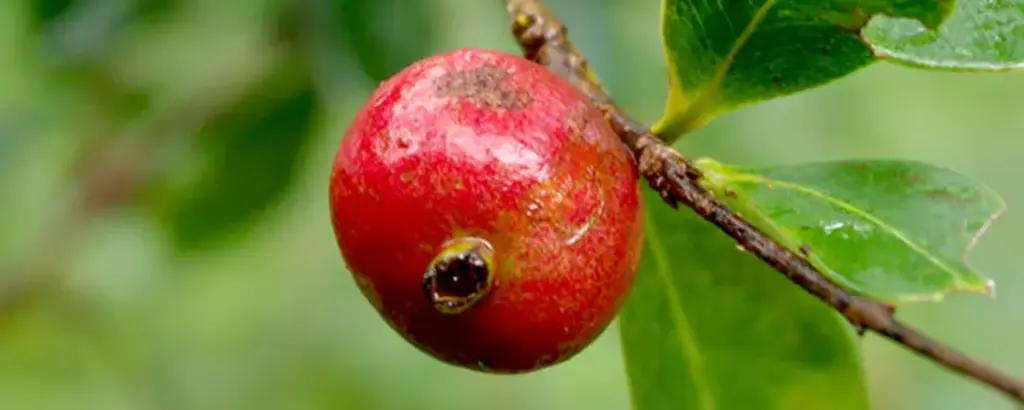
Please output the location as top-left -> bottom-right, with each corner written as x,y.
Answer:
329,48 -> 644,373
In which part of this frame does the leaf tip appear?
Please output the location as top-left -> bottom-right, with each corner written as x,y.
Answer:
887,275 -> 997,305
983,278 -> 997,298
948,276 -> 998,299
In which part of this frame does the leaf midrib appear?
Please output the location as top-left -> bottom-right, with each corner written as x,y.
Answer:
645,213 -> 718,410
658,0 -> 779,139
691,0 -> 778,113
720,171 -> 972,286
725,192 -> 872,293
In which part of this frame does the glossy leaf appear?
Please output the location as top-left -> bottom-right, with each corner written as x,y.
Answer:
864,0 -> 1024,70
148,57 -> 319,253
619,187 -> 869,410
696,158 -> 1003,303
654,0 -> 954,139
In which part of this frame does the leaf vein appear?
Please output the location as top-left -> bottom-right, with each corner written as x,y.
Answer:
725,191 -> 868,294
724,173 -> 970,285
645,215 -> 718,410
699,0 -> 777,107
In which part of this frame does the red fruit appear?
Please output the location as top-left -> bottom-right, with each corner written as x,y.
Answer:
329,48 -> 645,373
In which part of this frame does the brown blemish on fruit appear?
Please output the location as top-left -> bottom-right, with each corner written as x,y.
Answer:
519,180 -> 578,236
332,48 -> 644,374
565,201 -> 602,246
521,133 -> 617,250
565,106 -> 592,142
433,64 -> 533,110
484,208 -> 529,278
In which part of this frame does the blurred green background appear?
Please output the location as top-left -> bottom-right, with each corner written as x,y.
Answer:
1,0 -> 1022,409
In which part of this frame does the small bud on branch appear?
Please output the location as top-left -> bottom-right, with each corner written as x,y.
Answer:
503,0 -> 1024,404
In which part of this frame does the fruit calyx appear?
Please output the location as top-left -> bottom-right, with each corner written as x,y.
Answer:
421,237 -> 495,315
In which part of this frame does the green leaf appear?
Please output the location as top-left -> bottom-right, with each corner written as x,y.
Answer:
148,57 -> 319,253
0,115 -> 38,172
864,0 -> 1024,71
654,0 -> 956,139
306,0 -> 434,83
30,0 -> 177,26
31,0 -> 75,26
619,187 -> 869,410
695,158 -> 1003,303
31,0 -> 178,65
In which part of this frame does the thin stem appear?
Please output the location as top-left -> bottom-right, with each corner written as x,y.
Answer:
503,0 -> 1024,404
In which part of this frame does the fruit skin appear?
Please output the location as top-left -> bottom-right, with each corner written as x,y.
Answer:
329,48 -> 645,373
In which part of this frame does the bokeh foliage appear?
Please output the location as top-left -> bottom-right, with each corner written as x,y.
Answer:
1,0 -> 1023,409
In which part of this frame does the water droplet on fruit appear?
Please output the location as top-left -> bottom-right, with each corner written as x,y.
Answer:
422,237 -> 495,314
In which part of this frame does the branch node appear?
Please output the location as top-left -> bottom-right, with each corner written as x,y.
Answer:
504,0 -> 1024,403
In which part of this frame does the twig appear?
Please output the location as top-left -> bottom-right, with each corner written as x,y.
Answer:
502,0 -> 1024,404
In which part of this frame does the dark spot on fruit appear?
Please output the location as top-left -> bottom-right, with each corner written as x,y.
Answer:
331,48 -> 644,374
433,64 -> 533,110
564,105 -> 594,142
422,237 -> 495,314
